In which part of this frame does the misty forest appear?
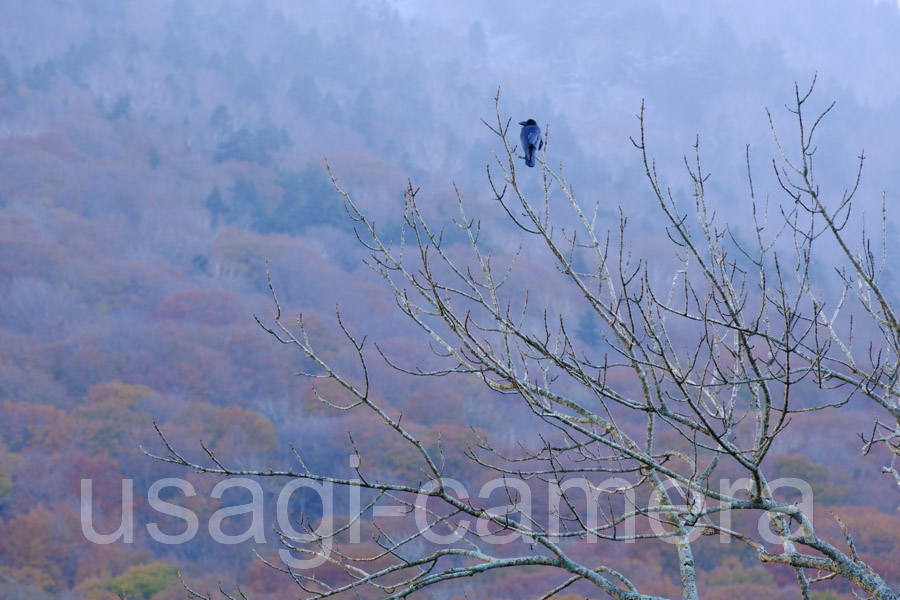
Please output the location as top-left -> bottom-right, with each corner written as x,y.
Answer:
2,1 -> 900,599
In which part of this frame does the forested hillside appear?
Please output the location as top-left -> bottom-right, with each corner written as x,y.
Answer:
1,1 -> 900,599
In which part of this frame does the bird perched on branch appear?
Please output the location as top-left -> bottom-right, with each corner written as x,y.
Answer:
518,119 -> 543,168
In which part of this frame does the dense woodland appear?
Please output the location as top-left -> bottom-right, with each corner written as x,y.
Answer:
1,1 -> 900,599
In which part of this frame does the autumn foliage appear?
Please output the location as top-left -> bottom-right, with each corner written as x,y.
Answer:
0,2 -> 897,599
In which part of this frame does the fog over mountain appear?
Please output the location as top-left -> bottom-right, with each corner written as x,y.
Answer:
1,1 -> 899,598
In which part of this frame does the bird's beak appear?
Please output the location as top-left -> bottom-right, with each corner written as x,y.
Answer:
518,121 -> 527,126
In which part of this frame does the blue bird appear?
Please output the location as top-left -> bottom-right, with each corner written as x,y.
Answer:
518,119 -> 543,168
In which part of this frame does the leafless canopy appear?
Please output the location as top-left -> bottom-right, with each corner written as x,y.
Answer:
148,77 -> 900,600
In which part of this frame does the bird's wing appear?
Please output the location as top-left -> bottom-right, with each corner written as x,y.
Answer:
522,126 -> 542,147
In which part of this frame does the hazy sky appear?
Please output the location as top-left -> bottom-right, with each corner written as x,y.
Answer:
365,0 -> 900,209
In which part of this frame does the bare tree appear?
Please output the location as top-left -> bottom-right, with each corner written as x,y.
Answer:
149,77 -> 900,599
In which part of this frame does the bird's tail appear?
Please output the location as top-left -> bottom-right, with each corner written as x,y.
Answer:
525,150 -> 535,168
